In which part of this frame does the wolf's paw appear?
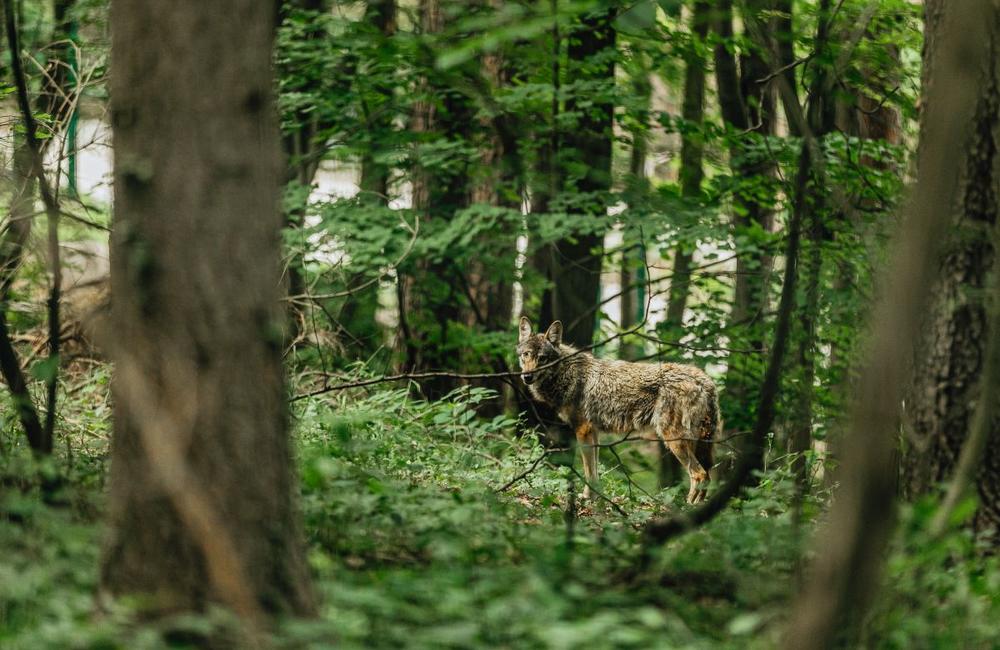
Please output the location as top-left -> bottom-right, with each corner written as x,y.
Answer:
686,481 -> 709,505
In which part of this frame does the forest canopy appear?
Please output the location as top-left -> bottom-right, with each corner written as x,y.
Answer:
1,0 -> 999,648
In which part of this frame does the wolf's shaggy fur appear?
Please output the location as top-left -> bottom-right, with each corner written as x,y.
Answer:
517,318 -> 719,504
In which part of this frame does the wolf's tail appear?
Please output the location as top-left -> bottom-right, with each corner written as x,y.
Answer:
696,385 -> 721,472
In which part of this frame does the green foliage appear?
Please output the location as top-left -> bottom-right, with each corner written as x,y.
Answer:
4,380 -> 1000,648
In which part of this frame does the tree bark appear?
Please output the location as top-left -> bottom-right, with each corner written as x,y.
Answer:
664,0 -> 710,335
713,0 -> 778,433
621,61 -> 651,361
277,0 -> 330,314
464,21 -> 520,413
537,6 -> 615,348
358,0 -> 397,200
337,0 -> 398,355
101,0 -> 315,618
397,0 -> 476,399
902,0 -> 1000,539
784,2 -> 996,645
788,0 -> 836,493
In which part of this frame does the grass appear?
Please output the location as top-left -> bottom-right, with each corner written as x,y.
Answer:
2,375 -> 999,648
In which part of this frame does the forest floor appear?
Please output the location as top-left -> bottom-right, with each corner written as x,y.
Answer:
2,367 -> 999,649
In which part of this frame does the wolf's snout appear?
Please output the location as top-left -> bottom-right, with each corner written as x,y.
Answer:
522,373 -> 535,385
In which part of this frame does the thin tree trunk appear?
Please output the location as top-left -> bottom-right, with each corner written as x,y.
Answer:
276,0 -> 328,314
398,0 -> 475,399
3,0 -> 65,456
101,0 -> 315,618
358,0 -> 397,200
529,0 -> 561,332
464,24 -> 520,414
664,0 -> 711,334
621,64 -> 650,361
538,6 -> 615,348
338,0 -> 397,355
788,0 -> 835,493
0,141 -> 43,448
714,0 -> 778,433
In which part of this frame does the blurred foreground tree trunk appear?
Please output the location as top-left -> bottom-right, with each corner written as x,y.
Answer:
902,0 -> 1000,539
101,0 -> 315,618
784,2 -> 996,646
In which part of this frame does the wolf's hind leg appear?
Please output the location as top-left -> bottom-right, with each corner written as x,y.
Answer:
575,421 -> 599,500
662,432 -> 709,504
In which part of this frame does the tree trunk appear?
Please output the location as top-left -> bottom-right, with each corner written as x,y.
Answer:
101,0 -> 315,618
338,0 -> 397,356
664,0 -> 710,336
714,0 -> 778,433
396,0 -> 477,399
784,2 -> 997,645
621,63 -> 651,361
537,6 -> 615,348
358,0 -> 397,200
902,0 -> 1000,539
788,0 -> 836,492
277,0 -> 330,317
467,20 -> 517,333
464,28 -> 520,413
38,0 -> 78,131
1,137 -> 36,297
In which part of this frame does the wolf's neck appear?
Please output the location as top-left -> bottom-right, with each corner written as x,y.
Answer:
532,344 -> 590,408
556,343 -> 583,358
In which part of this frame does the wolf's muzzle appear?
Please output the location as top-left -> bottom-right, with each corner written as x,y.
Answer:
522,373 -> 535,385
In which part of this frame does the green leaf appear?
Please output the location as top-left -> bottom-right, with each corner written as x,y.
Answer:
728,613 -> 763,636
657,0 -> 682,17
30,355 -> 60,382
615,0 -> 656,33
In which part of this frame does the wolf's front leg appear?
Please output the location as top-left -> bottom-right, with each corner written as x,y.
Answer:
575,421 -> 600,499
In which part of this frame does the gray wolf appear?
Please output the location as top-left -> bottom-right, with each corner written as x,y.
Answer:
516,317 -> 719,504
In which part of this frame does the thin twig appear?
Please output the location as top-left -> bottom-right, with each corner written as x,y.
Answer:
497,446 -> 569,492
3,0 -> 63,453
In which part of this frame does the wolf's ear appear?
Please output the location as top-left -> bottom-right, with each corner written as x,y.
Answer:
518,316 -> 532,342
545,320 -> 563,346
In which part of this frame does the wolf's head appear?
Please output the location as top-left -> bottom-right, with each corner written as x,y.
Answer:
516,317 -> 562,385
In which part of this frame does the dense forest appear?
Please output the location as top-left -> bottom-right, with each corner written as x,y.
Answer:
1,0 -> 999,647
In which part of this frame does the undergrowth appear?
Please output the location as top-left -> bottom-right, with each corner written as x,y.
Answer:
2,378 -> 999,648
